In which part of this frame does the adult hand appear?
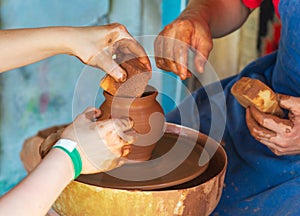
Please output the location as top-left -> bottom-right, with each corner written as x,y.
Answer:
70,23 -> 151,82
61,107 -> 136,174
246,94 -> 300,156
154,12 -> 213,80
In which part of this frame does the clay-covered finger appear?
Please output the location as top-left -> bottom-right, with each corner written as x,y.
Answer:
119,129 -> 137,144
92,52 -> 127,82
246,107 -> 276,141
193,40 -> 212,73
259,139 -> 300,156
97,118 -> 134,137
116,129 -> 135,144
249,106 -> 273,126
154,35 -> 165,68
155,57 -> 174,72
277,93 -> 300,115
259,139 -> 287,156
174,41 -> 189,80
95,119 -> 116,133
115,39 -> 151,71
161,33 -> 178,73
194,53 -> 207,73
274,149 -> 300,156
259,139 -> 281,152
249,106 -> 293,134
162,35 -> 178,72
154,34 -> 167,58
75,107 -> 99,123
113,117 -> 134,131
84,107 -> 101,121
121,144 -> 132,157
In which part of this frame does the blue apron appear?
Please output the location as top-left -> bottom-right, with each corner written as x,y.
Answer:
167,1 -> 300,215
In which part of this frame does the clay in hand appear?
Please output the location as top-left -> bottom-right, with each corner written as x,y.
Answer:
100,57 -> 151,97
154,14 -> 212,80
62,107 -> 136,174
71,23 -> 151,82
231,77 -> 284,117
246,94 -> 300,156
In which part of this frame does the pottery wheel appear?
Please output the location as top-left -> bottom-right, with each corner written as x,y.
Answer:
77,131 -> 209,190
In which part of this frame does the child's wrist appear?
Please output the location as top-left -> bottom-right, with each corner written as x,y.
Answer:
52,139 -> 82,179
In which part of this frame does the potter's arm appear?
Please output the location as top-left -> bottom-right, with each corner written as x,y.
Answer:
183,0 -> 251,38
0,24 -> 151,82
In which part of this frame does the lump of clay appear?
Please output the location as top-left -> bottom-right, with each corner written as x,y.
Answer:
38,125 -> 66,158
100,58 -> 151,97
231,77 -> 284,117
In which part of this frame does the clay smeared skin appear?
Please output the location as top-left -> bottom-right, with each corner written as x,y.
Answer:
154,12 -> 212,80
105,31 -> 119,47
100,31 -> 152,98
38,110 -> 136,174
120,144 -> 131,157
232,78 -> 300,155
84,109 -> 101,121
74,23 -> 151,83
246,93 -> 300,156
246,107 -> 278,141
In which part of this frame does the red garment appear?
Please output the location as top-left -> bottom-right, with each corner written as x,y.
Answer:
242,0 -> 280,17
242,0 -> 263,8
272,0 -> 280,17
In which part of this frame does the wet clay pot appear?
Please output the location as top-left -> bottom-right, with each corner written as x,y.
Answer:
99,85 -> 165,161
51,123 -> 227,216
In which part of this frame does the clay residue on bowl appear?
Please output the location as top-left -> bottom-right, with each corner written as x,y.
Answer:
53,123 -> 227,216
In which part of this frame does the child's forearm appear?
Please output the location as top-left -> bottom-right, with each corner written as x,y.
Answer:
0,27 -> 73,72
0,148 -> 74,216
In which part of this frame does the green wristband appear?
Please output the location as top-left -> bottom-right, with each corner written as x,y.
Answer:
53,139 -> 82,179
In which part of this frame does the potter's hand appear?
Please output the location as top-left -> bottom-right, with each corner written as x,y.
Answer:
246,94 -> 300,156
70,23 -> 151,82
154,0 -> 252,80
61,107 -> 136,174
154,11 -> 212,80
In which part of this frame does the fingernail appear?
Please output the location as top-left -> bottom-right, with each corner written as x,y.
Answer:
85,110 -> 96,120
145,63 -> 152,71
119,73 -> 127,82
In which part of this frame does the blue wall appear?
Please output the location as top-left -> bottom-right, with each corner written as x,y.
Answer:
161,0 -> 187,113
